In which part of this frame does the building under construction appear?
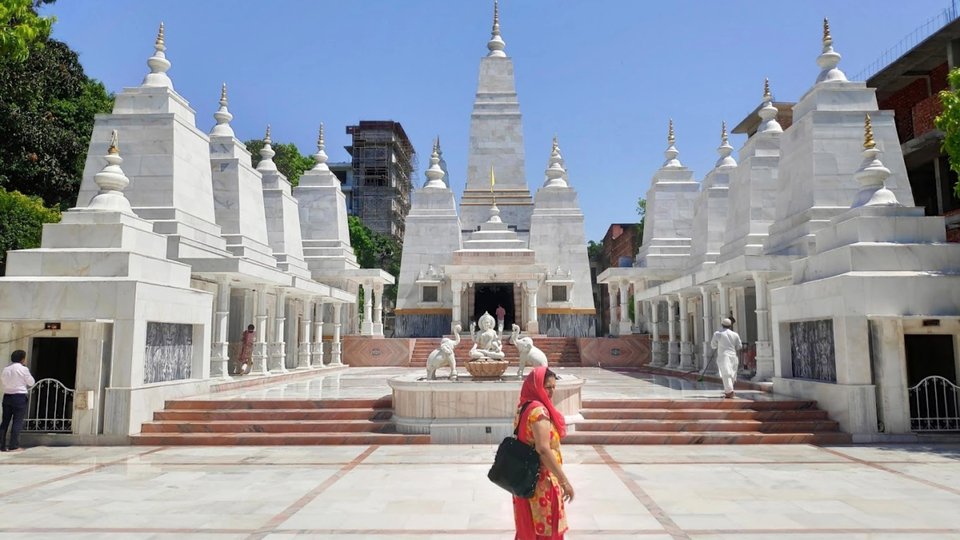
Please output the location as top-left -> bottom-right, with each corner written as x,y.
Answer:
345,121 -> 417,240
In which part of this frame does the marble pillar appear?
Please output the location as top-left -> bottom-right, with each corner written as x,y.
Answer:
607,284 -> 618,336
718,282 -> 730,324
451,280 -> 463,334
524,281 -> 539,334
649,299 -> 664,366
666,296 -> 679,368
373,283 -> 384,336
211,279 -> 231,379
752,272 -> 774,381
298,299 -> 312,370
617,280 -> 632,335
331,302 -> 343,365
251,288 -> 270,375
271,288 -> 288,374
700,285 -> 714,367
360,281 -> 373,336
679,294 -> 694,369
312,300 -> 325,367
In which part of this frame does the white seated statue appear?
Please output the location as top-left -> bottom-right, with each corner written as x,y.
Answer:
469,311 -> 505,361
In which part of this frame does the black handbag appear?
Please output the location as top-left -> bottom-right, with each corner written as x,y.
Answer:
487,401 -> 541,498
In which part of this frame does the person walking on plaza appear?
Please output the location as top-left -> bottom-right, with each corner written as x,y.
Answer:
1,350 -> 35,452
235,324 -> 256,375
496,304 -> 506,328
710,318 -> 743,399
513,366 -> 573,540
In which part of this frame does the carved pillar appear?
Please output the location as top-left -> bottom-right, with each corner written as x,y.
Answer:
523,281 -> 539,334
330,302 -> 343,365
633,285 -> 644,334
312,300 -> 325,367
679,294 -> 694,369
700,286 -> 714,367
718,282 -> 730,325
666,295 -> 679,368
210,278 -> 231,379
451,280 -> 463,334
373,282 -> 384,337
752,272 -> 774,381
617,279 -> 632,335
360,281 -> 374,336
607,283 -> 618,336
649,298 -> 664,366
298,299 -> 313,370
271,288 -> 288,374
250,288 -> 270,375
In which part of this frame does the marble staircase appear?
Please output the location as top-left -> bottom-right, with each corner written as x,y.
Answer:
409,336 -> 581,368
564,399 -> 851,445
132,397 -> 429,445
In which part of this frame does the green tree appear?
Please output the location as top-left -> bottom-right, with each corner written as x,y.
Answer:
0,188 -> 61,275
348,215 -> 401,303
244,139 -> 315,186
0,38 -> 114,208
936,68 -> 960,199
0,0 -> 54,62
636,197 -> 647,240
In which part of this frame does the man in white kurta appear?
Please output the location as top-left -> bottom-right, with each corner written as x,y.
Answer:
710,318 -> 742,398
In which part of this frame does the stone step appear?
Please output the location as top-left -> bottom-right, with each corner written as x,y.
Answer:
581,408 -> 830,421
140,420 -> 395,434
581,399 -> 819,411
154,408 -> 393,421
131,432 -> 431,446
164,398 -> 391,410
563,431 -> 853,445
574,419 -> 840,433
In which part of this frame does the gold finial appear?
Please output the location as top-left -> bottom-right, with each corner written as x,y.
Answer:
721,121 -> 728,144
108,130 -> 119,154
863,114 -> 875,150
317,123 -> 325,151
155,22 -> 165,48
823,18 -> 831,44
667,119 -> 675,144
219,82 -> 227,105
763,77 -> 771,99
264,124 -> 271,144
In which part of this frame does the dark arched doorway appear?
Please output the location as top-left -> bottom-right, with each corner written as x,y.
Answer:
473,283 -> 514,330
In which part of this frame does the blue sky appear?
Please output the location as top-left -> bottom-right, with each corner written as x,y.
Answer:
42,0 -> 952,241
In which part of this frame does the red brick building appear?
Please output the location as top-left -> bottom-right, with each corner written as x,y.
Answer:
865,15 -> 960,241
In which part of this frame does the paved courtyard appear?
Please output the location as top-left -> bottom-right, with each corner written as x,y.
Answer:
1,442 -> 959,539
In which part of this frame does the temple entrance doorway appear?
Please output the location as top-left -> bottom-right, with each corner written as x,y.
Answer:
905,334 -> 958,432
474,283 -> 514,330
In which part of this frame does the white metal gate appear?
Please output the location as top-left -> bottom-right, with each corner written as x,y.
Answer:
908,375 -> 960,432
23,378 -> 74,433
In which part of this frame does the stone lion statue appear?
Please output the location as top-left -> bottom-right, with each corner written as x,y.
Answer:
426,324 -> 461,380
510,323 -> 548,376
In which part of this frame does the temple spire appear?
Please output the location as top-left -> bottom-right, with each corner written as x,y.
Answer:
815,17 -> 847,84
423,136 -> 447,189
311,123 -> 330,171
257,125 -> 277,172
87,130 -> 134,214
663,119 -> 682,168
852,114 -> 899,208
716,121 -> 736,169
487,0 -> 506,57
210,83 -> 234,137
758,78 -> 783,134
543,136 -> 568,188
142,22 -> 173,88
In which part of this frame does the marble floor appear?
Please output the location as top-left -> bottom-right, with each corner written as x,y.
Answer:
1,443 -> 959,539
202,366 -> 777,402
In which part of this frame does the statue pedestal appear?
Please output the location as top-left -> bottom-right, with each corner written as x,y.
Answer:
464,359 -> 508,379
388,373 -> 584,443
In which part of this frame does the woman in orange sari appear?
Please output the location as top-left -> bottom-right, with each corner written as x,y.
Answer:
513,366 -> 574,540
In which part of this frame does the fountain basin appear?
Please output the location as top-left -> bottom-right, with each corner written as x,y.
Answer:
387,372 -> 583,443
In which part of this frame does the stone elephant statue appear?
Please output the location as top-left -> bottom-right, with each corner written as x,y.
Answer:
510,324 -> 548,377
426,324 -> 461,380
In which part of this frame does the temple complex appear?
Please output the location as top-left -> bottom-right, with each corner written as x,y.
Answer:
394,3 -> 596,337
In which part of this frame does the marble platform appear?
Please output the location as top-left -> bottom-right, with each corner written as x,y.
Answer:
387,372 -> 584,443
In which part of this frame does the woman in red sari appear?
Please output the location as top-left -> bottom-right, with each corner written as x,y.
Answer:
513,366 -> 574,540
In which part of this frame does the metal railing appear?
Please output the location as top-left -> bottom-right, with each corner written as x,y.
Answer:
23,378 -> 74,433
853,0 -> 960,82
908,375 -> 960,432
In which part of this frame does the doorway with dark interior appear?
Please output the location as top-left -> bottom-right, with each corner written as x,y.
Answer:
905,334 -> 958,431
474,283 -> 514,331
28,337 -> 78,431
